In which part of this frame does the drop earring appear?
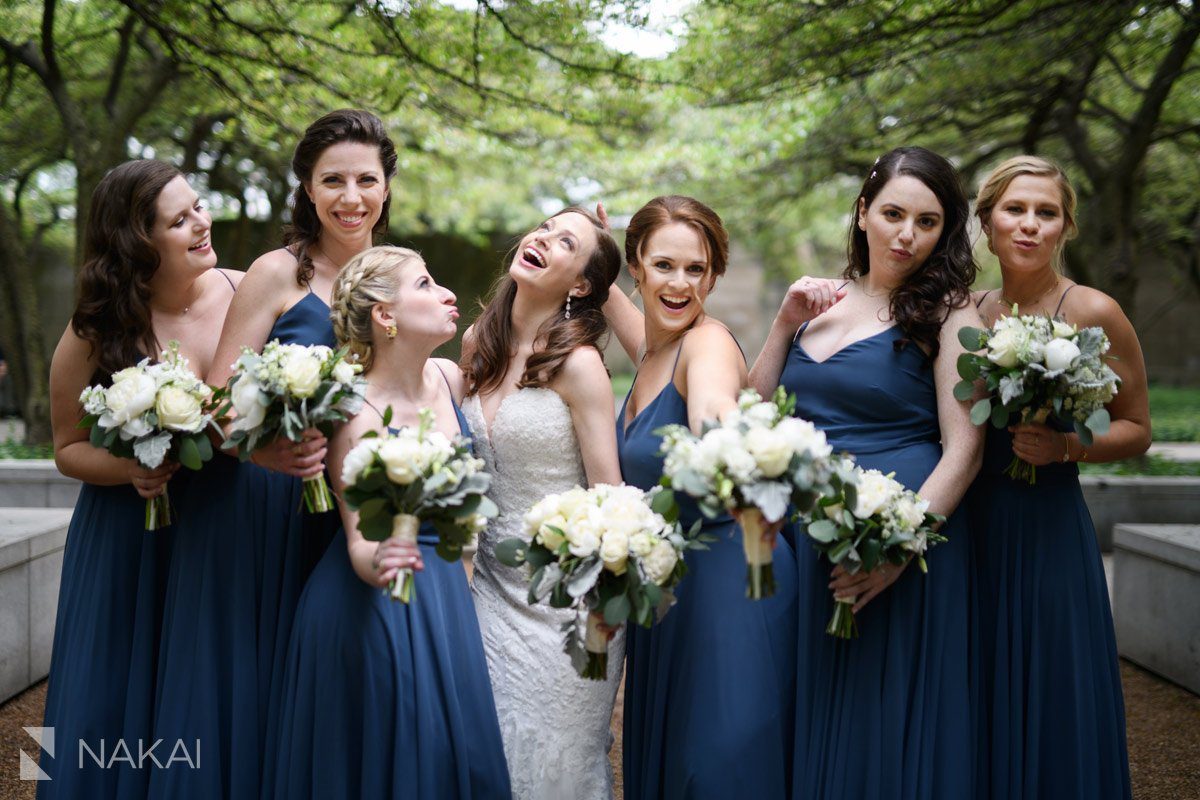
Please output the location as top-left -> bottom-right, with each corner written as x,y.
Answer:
565,296 -> 572,319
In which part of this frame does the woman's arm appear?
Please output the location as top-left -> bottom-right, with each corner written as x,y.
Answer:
748,277 -> 845,396
328,413 -> 424,588
49,325 -> 178,495
555,346 -> 623,486
1010,287 -> 1151,465
602,288 -> 645,363
680,322 -> 748,432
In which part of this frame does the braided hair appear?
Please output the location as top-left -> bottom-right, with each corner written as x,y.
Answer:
331,245 -> 424,372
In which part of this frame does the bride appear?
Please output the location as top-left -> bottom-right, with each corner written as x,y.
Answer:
460,206 -> 624,799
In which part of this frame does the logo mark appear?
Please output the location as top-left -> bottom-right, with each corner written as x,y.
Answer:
20,726 -> 53,781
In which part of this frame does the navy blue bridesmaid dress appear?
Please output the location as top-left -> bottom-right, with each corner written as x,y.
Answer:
616,339 -> 798,800
149,291 -> 339,799
969,422 -> 1130,799
779,324 -> 971,799
38,478 -> 177,799
263,399 -> 511,799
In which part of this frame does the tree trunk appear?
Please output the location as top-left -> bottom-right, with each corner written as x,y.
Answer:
0,204 -> 53,444
1073,182 -> 1140,319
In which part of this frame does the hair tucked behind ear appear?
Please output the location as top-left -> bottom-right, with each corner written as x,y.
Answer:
975,154 -> 1078,271
331,245 -> 424,373
462,206 -> 621,396
71,159 -> 182,381
845,146 -> 976,361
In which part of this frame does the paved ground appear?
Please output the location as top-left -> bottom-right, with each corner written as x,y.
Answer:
3,660 -> 1196,799
1147,442 -> 1200,461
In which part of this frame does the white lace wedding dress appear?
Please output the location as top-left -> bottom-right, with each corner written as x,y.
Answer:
464,387 -> 624,800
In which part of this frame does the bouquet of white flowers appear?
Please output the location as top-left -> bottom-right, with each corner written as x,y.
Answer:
340,407 -> 497,603
655,387 -> 836,599
494,483 -> 704,680
805,460 -> 945,638
956,309 -> 1120,483
78,341 -> 220,529
220,340 -> 367,511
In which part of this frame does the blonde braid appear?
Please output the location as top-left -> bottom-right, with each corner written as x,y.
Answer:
331,245 -> 424,372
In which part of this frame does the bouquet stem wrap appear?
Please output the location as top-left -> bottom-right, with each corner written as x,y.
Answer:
146,489 -> 173,531
827,597 -> 858,639
302,474 -> 335,513
740,507 -> 775,599
583,612 -> 610,681
389,513 -> 421,603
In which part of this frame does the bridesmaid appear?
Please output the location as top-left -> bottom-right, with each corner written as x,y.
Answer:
42,159 -> 240,797
614,195 -> 798,798
748,146 -> 983,799
149,109 -> 397,799
266,245 -> 511,798
969,155 -> 1147,799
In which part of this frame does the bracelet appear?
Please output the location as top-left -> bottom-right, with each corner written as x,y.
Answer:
1061,433 -> 1071,463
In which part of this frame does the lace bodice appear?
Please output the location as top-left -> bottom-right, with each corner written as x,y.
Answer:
464,388 -> 623,800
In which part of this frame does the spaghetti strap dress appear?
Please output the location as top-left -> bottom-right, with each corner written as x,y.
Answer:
616,336 -> 798,799
779,322 -> 971,800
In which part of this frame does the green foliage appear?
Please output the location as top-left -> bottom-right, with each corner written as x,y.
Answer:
1148,386 -> 1200,443
1080,454 -> 1200,477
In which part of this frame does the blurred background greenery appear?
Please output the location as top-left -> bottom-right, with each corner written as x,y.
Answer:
1,0 -> 1197,446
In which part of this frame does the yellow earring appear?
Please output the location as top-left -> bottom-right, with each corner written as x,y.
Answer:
386,324 -> 398,340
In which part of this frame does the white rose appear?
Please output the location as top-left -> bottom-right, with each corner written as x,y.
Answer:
1043,338 -> 1081,372
156,386 -> 204,432
642,538 -> 679,585
891,495 -> 928,530
986,328 -> 1022,369
1052,320 -> 1077,339
105,369 -> 157,424
852,470 -> 899,519
340,439 -> 379,485
229,373 -> 268,431
282,351 -> 322,398
600,529 -> 630,575
776,417 -> 832,459
628,531 -> 655,558
743,426 -> 792,478
377,436 -> 425,484
331,359 -> 357,385
566,523 -> 601,558
536,516 -> 568,550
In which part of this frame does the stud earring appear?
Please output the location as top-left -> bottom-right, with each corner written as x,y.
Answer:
565,296 -> 572,320
386,324 -> 398,340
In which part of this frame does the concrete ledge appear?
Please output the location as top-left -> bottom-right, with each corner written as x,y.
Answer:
1081,476 -> 1200,551
0,459 -> 80,508
0,508 -> 71,703
1113,524 -> 1200,696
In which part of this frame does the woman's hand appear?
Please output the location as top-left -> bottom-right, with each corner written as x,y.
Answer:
776,277 -> 847,330
370,537 -> 425,589
127,461 -> 180,499
1010,421 -> 1068,466
250,428 -> 328,477
829,558 -> 910,613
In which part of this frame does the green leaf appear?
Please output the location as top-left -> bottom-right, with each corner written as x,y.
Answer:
957,326 -> 984,351
357,510 -> 394,542
806,519 -> 839,543
1085,407 -> 1111,436
178,436 -> 202,470
953,379 -> 975,402
957,353 -> 981,381
604,594 -> 632,626
970,398 -> 992,426
650,488 -> 676,517
990,402 -> 1009,429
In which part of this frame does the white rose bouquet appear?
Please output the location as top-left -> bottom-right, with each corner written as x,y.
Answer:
493,483 -> 704,680
219,340 -> 367,512
340,407 -> 497,603
956,309 -> 1120,483
78,340 -> 220,530
804,460 -> 945,638
655,387 -> 836,599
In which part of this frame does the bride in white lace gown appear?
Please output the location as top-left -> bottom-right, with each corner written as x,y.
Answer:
461,207 -> 625,799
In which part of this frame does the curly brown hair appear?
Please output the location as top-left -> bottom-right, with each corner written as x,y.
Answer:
71,159 -> 182,381
283,109 -> 398,287
462,207 -> 621,396
845,146 -> 976,360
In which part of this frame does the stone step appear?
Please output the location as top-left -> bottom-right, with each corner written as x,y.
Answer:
1113,524 -> 1200,696
0,508 -> 71,703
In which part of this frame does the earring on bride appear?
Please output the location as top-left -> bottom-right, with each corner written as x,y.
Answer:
565,296 -> 572,320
